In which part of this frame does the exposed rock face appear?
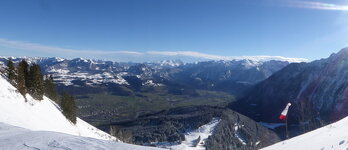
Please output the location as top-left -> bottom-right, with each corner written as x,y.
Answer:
109,106 -> 280,150
230,48 -> 348,125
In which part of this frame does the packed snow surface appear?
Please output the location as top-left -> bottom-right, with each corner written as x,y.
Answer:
262,116 -> 348,150
0,122 -> 163,150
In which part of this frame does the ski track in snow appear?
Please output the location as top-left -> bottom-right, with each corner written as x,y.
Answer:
156,118 -> 221,150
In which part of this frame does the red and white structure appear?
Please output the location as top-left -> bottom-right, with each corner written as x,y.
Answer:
279,103 -> 291,120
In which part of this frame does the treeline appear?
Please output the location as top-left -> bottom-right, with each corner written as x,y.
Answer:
5,58 -> 77,124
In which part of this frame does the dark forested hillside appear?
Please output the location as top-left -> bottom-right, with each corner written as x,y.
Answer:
230,48 -> 348,136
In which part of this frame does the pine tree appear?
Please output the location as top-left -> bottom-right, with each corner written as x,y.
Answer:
28,64 -> 44,100
16,60 -> 29,97
44,75 -> 59,103
6,58 -> 16,82
61,92 -> 77,124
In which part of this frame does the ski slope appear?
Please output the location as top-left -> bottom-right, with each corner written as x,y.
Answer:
0,75 -> 164,149
156,118 -> 221,150
171,118 -> 221,150
0,122 -> 162,150
262,117 -> 348,150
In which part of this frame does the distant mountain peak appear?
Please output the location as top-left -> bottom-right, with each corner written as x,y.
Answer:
228,56 -> 308,63
337,47 -> 348,54
329,47 -> 348,60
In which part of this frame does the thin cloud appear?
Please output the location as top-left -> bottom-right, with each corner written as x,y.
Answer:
280,0 -> 348,11
147,51 -> 230,60
147,51 -> 307,62
0,38 -> 307,62
0,38 -> 142,55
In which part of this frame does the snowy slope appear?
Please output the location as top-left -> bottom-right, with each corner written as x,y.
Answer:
0,75 -> 165,149
0,75 -> 116,141
0,122 -> 162,150
262,116 -> 348,150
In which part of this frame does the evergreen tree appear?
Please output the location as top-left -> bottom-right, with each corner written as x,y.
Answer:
16,60 -> 29,97
6,58 -> 16,82
28,64 -> 44,100
44,75 -> 59,103
61,92 -> 77,124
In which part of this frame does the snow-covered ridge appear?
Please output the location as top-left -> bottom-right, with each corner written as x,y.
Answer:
0,56 -> 300,87
0,74 -> 115,141
262,116 -> 348,150
233,56 -> 308,63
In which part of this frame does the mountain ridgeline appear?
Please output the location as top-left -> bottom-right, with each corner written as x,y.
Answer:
230,47 -> 348,133
0,57 -> 291,96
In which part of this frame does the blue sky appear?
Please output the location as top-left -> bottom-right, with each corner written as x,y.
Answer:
0,0 -> 348,62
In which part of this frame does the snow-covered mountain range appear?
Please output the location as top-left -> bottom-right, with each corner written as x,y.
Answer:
0,74 -> 162,149
0,56 -> 300,96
